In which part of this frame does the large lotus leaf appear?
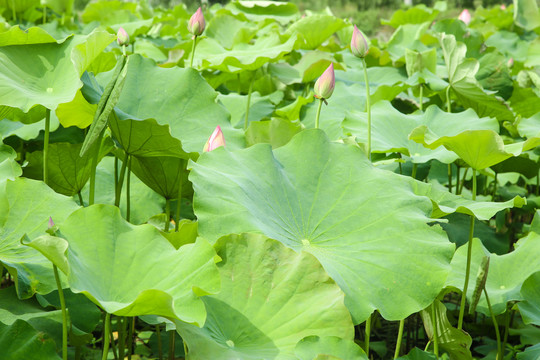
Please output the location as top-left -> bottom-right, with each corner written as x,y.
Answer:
396,348 -> 438,360
445,234 -> 540,316
189,130 -> 455,323
386,23 -> 430,61
485,31 -> 529,63
27,204 -> 220,325
517,112 -> 540,139
0,319 -> 61,360
514,0 -> 540,30
295,336 -> 368,360
218,91 -> 277,128
476,52 -> 513,100
410,128 -> 540,170
246,117 -> 303,149
510,86 -> 540,118
80,156 -> 164,224
382,6 -> 439,28
0,143 -> 22,181
55,90 -> 96,129
0,178 -> 79,298
285,15 -> 346,50
194,32 -> 299,72
205,12 -> 256,50
98,54 -> 244,153
0,28 -> 115,111
175,233 -> 354,359
225,1 -> 299,25
517,271 -> 540,326
81,0 -> 139,25
0,112 -> 60,141
517,343 -> 540,360
0,25 -> 62,45
0,286 -> 61,328
343,101 -> 499,164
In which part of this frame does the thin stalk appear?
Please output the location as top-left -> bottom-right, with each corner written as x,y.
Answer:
411,163 -> 418,179
114,155 -> 119,197
168,331 -> 175,360
424,340 -> 431,352
456,165 -> 461,195
446,86 -> 451,112
394,319 -> 405,359
126,156 -> 131,222
89,130 -> 105,206
109,323 -> 118,360
493,173 -> 498,199
502,309 -> 514,356
127,317 -> 135,360
189,35 -> 198,68
537,171 -> 539,196
484,288 -> 502,360
77,192 -> 84,207
315,98 -> 323,129
114,152 -> 129,207
164,198 -> 171,232
459,167 -> 470,195
156,325 -> 163,360
11,0 -> 16,22
122,44 -> 126,57
42,5 -> 46,23
432,304 -> 439,358
54,265 -> 68,360
75,346 -> 82,360
102,313 -> 111,360
362,57 -> 372,161
365,314 -> 371,358
43,109 -> 51,185
458,168 -> 477,330
448,164 -> 453,193
419,84 -> 423,111
244,78 -> 254,130
118,316 -> 126,360
175,160 -> 184,232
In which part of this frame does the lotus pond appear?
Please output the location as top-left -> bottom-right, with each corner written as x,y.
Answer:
1,0 -> 540,359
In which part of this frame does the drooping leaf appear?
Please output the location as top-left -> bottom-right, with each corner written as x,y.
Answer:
0,319 -> 61,360
189,129 -> 454,323
55,90 -> 97,129
295,336 -> 368,360
175,233 -> 354,359
0,143 -> 22,181
517,271 -> 540,326
26,205 -> 220,325
513,0 -> 540,30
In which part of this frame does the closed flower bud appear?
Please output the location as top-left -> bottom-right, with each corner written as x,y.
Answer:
458,9 -> 471,25
203,126 -> 225,152
314,63 -> 335,100
117,27 -> 129,46
48,216 -> 55,229
188,7 -> 205,36
351,25 -> 369,58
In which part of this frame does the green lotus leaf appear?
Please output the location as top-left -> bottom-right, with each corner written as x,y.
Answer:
194,32 -> 299,72
420,300 -> 473,359
445,234 -> 540,316
344,101 -> 499,164
81,0 -> 139,25
0,319 -> 61,360
246,117 -> 303,149
0,25 -> 63,45
485,31 -> 529,63
476,52 -> 513,100
405,48 -> 437,77
396,348 -> 438,360
205,12 -> 256,50
55,90 -> 97,129
294,51 -> 345,83
80,157 -> 165,224
0,178 -> 79,298
0,112 -> 59,141
0,286 -> 61,328
98,54 -> 244,153
295,336 -> 368,360
517,343 -> 540,360
518,271 -> 540,326
0,143 -> 22,181
225,1 -> 299,25
514,0 -> 540,30
525,38 -> 540,68
0,28 -> 115,111
29,204 -> 220,325
0,104 -> 46,125
285,15 -> 346,50
175,233 -> 354,359
386,23 -> 430,61
517,111 -> 540,139
409,128 -> 540,170
189,130 -> 454,323
218,91 -> 277,128
510,86 -> 540,118
382,6 -> 439,28
491,155 -> 540,179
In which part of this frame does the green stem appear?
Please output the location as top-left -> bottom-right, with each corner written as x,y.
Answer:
114,155 -> 119,197
11,0 -> 16,22
315,98 -> 323,129
118,316 -> 126,360
77,192 -> 84,207
537,170 -> 539,196
484,288 -> 502,360
43,109 -> 51,185
109,323 -> 118,360
411,163 -> 418,179
448,164 -> 453,193
164,198 -> 171,232
424,340 -> 431,352
455,165 -> 461,195
175,160 -> 184,232
446,86 -> 451,112
156,325 -> 163,360
168,331 -> 175,360
189,35 -> 198,68
502,309 -> 513,357
89,130 -> 104,206
419,84 -> 423,111
114,152 -> 129,207
458,168 -> 476,330
493,173 -> 498,199
365,314 -> 371,358
42,5 -> 46,23
122,44 -> 126,57
127,317 -> 134,360
126,156 -> 131,222
54,265 -> 68,360
459,167 -> 469,195
394,319 -> 405,359
362,57 -> 372,161
244,78 -> 254,131
432,304 -> 439,358
102,313 -> 111,360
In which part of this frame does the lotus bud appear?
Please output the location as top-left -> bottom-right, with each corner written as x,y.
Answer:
48,216 -> 55,229
507,57 -> 514,68
458,9 -> 471,25
500,4 -> 506,10
117,27 -> 129,46
188,7 -> 205,37
314,64 -> 335,101
203,126 -> 225,152
351,25 -> 369,58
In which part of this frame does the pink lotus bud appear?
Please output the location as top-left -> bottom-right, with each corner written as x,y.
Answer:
458,9 -> 471,25
314,64 -> 335,100
507,57 -> 514,68
203,126 -> 225,152
351,25 -> 369,58
117,27 -> 129,46
188,7 -> 205,36
500,4 -> 506,10
48,217 -> 55,229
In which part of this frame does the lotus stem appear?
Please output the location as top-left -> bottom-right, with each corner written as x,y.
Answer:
118,316 -> 127,360
244,78 -> 254,130
365,314 -> 371,357
361,57 -> 372,161
168,331 -> 175,360
89,130 -> 105,206
448,164 -> 452,193
484,288 -> 502,360
114,152 -> 129,207
11,0 -> 16,22
411,163 -> 418,179
190,35 -> 198,68
446,86 -> 451,112
175,160 -> 184,232
127,317 -> 135,360
315,98 -> 323,129
394,319 -> 405,358
42,5 -> 46,23
53,265 -> 68,360
458,168 -> 476,330
102,313 -> 111,360
432,303 -> 439,358
156,325 -> 163,360
43,109 -> 50,185
165,198 -> 171,232
419,84 -> 423,111
126,156 -> 131,222
77,191 -> 84,207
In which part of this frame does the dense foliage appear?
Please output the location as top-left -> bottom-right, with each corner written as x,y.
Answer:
1,0 -> 540,359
